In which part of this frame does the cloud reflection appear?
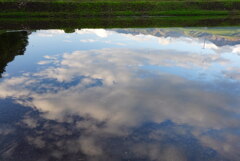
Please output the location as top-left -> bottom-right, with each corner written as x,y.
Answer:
1,28 -> 240,161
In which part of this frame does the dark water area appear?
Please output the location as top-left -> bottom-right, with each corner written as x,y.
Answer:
0,27 -> 240,161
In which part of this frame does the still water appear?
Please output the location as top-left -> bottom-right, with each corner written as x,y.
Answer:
0,28 -> 240,161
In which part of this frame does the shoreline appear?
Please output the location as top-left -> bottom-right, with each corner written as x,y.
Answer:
1,16 -> 240,30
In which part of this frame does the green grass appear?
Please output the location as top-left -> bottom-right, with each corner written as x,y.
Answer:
0,0 -> 239,29
0,0 -> 240,1
0,0 -> 240,17
0,10 -> 232,17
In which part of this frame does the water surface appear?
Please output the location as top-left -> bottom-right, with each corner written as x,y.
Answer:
0,27 -> 240,161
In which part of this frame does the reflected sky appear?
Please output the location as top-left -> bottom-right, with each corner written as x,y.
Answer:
0,28 -> 240,161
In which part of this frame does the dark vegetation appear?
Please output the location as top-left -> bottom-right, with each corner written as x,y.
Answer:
0,31 -> 29,77
0,16 -> 240,30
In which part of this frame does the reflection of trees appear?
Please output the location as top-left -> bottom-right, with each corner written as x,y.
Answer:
0,31 -> 29,78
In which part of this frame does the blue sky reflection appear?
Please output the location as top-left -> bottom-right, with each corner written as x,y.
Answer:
0,28 -> 240,161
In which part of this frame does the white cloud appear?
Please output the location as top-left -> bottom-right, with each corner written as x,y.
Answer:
0,48 -> 239,132
80,39 -> 97,43
36,30 -> 65,37
75,29 -> 109,38
233,45 -> 240,54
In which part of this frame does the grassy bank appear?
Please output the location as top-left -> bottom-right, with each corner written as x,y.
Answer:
1,16 -> 240,30
0,1 -> 240,18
